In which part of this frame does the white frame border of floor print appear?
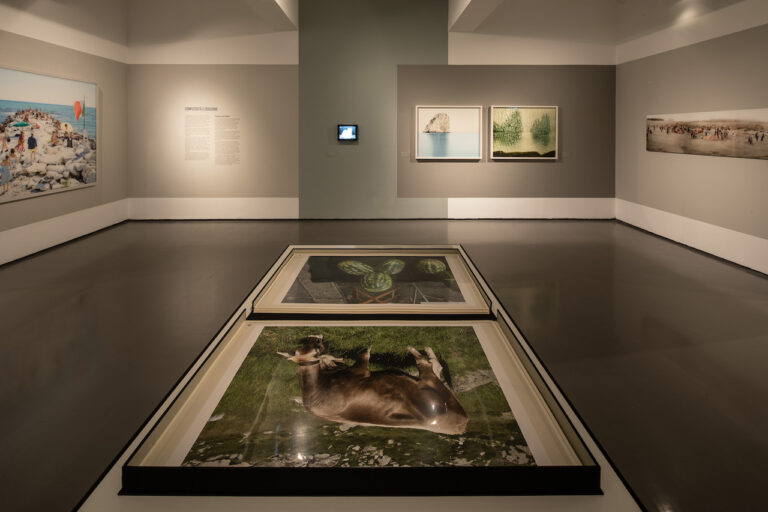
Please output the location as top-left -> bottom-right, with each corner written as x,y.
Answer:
76,245 -> 643,512
250,246 -> 491,315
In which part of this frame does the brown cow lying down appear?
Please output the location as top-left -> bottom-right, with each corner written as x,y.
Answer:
278,335 -> 468,435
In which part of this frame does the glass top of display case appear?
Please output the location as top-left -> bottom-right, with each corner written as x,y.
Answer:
250,246 -> 491,317
120,245 -> 600,496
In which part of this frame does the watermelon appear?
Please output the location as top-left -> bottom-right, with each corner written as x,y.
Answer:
360,272 -> 392,293
379,258 -> 405,275
417,258 -> 447,274
337,260 -> 374,276
438,270 -> 455,281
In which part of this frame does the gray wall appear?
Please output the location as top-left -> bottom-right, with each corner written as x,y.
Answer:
398,65 -> 615,198
0,30 -> 128,232
616,24 -> 768,239
127,65 -> 298,198
299,0 -> 449,218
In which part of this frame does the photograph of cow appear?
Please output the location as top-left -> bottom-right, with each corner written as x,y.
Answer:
277,335 -> 469,435
183,326 -> 534,469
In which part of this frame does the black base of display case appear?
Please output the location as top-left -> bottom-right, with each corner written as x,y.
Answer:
246,312 -> 496,322
121,464 -> 601,496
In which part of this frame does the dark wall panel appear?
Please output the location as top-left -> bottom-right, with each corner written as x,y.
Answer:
299,0 -> 449,218
398,65 -> 616,198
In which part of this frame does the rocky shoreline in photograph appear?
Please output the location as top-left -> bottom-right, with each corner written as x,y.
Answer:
1,108 -> 96,202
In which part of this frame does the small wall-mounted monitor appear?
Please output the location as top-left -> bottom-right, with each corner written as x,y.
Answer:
337,124 -> 358,141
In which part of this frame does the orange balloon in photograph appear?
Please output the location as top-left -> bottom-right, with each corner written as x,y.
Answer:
74,101 -> 82,121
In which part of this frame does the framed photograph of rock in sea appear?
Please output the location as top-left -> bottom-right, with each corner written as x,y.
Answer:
646,108 -> 768,160
491,106 -> 558,160
415,105 -> 482,160
250,246 -> 490,315
0,66 -> 97,204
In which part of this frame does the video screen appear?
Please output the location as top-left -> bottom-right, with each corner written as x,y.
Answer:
337,124 -> 358,141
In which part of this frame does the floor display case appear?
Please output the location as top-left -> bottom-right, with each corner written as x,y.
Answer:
121,246 -> 601,496
250,247 -> 490,315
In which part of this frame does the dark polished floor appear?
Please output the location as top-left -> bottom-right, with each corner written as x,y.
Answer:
1,220 -> 766,512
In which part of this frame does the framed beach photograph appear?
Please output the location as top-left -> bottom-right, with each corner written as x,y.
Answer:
415,105 -> 482,160
491,106 -> 558,160
0,66 -> 97,204
250,246 -> 490,315
122,317 -> 598,495
646,108 -> 768,160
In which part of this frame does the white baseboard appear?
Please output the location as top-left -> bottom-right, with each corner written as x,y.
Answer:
616,199 -> 768,274
3,198 -> 766,274
0,198 -> 130,266
129,197 -> 300,219
1,196 -> 613,265
0,197 -> 298,265
446,197 -> 616,219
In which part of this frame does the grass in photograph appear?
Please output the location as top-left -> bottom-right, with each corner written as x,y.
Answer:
183,326 -> 534,468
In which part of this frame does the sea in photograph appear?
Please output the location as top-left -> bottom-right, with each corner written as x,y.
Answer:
0,99 -> 97,204
0,99 -> 96,138
183,326 -> 534,469
419,132 -> 479,158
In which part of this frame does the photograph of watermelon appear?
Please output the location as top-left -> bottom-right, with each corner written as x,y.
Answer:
282,256 -> 465,304
182,325 -> 534,469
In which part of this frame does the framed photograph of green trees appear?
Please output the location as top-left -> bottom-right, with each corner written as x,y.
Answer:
491,106 -> 558,160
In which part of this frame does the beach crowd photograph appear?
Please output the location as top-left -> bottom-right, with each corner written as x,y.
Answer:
646,108 -> 768,160
0,67 -> 97,204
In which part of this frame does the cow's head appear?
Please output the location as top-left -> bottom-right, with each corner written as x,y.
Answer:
277,334 -> 325,363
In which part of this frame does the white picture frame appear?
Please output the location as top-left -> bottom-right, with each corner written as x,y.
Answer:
646,108 -> 768,160
490,105 -> 558,160
251,246 -> 490,315
415,105 -> 482,160
0,65 -> 98,204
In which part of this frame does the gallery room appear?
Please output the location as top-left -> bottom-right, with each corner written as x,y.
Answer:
0,0 -> 766,511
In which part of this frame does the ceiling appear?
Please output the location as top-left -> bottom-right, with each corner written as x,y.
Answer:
471,0 -> 747,44
0,0 -> 297,46
0,0 -> 752,49
127,0 -> 292,45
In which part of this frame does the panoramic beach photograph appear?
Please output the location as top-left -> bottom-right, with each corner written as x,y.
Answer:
491,106 -> 558,159
646,108 -> 768,160
415,106 -> 482,159
0,67 -> 97,204
183,325 -> 534,469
